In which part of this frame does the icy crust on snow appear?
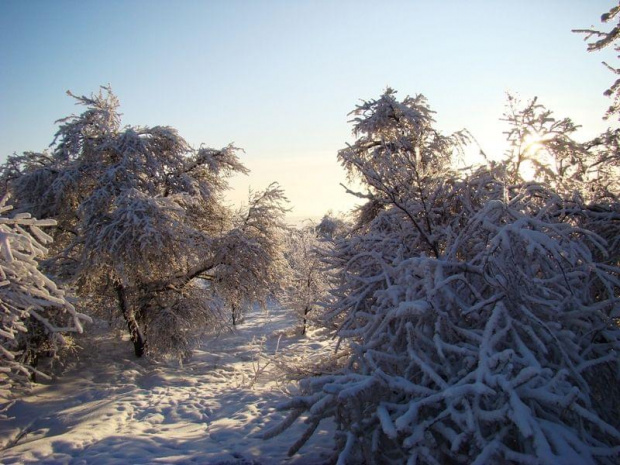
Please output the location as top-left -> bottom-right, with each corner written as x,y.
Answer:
0,305 -> 337,464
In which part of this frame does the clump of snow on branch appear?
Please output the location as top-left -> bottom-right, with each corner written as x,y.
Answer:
0,197 -> 90,385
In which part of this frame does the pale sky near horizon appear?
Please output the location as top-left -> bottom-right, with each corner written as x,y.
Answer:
1,0 -> 617,221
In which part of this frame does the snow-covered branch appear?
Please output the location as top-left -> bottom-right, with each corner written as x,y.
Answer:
0,197 -> 90,385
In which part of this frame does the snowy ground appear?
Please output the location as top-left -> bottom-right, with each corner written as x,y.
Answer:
0,306 -> 338,464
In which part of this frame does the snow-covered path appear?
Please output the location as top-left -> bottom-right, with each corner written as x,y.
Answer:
0,306 -> 336,464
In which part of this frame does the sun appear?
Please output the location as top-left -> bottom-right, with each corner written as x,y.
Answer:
522,131 -> 551,153
518,131 -> 553,181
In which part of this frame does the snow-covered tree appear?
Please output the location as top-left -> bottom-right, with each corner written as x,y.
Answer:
282,224 -> 331,335
1,87 -> 288,359
574,1 -> 620,120
501,94 -> 619,198
0,197 -> 89,385
264,90 -> 620,464
316,211 -> 349,240
212,183 -> 289,326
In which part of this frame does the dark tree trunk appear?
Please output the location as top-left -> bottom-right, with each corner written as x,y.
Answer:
232,304 -> 237,326
302,306 -> 310,336
25,348 -> 39,383
115,284 -> 146,357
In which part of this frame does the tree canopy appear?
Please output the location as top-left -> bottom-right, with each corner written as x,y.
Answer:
1,87 -> 288,360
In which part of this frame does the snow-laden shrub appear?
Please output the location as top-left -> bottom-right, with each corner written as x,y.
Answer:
269,176 -> 620,464
265,90 -> 620,464
0,197 -> 90,385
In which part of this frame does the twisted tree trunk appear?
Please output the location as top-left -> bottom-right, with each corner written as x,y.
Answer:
115,283 -> 146,357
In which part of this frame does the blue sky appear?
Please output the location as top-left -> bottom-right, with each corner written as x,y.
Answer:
0,0 -> 617,220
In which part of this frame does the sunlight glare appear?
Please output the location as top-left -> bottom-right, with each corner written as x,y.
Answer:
519,131 -> 553,181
